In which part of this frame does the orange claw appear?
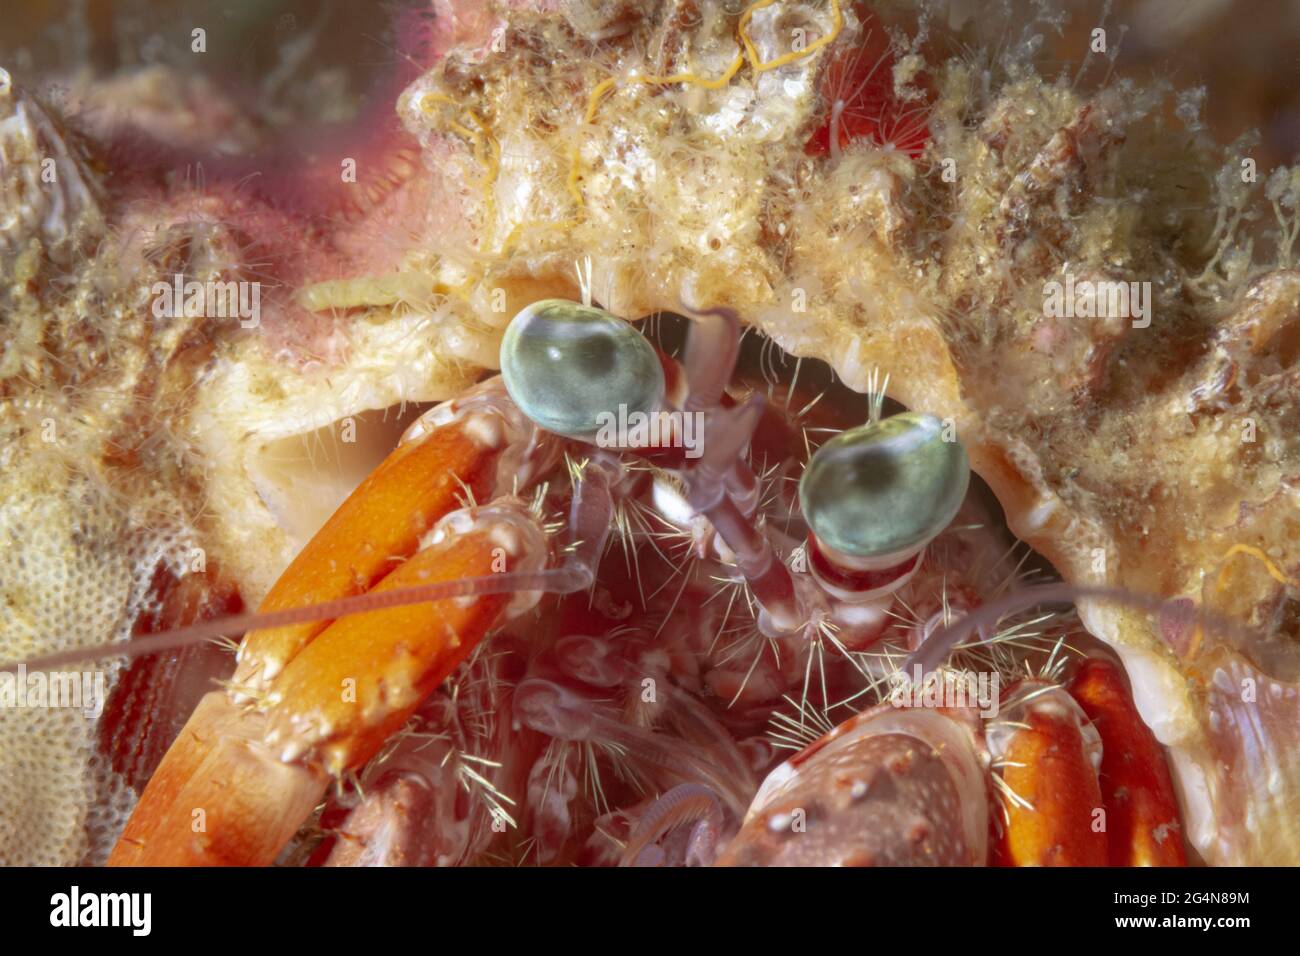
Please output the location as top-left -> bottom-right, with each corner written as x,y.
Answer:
1068,658 -> 1187,866
110,506 -> 544,866
110,389 -> 550,866
235,390 -> 520,692
261,504 -> 546,774
990,682 -> 1108,866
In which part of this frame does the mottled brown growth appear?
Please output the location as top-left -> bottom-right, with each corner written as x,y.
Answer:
98,567 -> 241,793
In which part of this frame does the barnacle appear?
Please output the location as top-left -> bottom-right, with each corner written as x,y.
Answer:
1,0 -> 1299,867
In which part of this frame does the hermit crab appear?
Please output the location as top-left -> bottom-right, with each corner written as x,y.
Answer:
3,0 -> 1300,867
16,293 -> 1184,867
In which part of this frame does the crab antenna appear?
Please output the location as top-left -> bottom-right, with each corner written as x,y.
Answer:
1,565 -> 599,675
679,302 -> 742,413
676,305 -> 804,633
903,582 -> 1266,681
619,782 -> 726,867
8,458 -> 631,676
564,452 -> 620,586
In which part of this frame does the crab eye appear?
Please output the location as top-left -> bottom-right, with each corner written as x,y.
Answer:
500,299 -> 665,439
799,412 -> 969,560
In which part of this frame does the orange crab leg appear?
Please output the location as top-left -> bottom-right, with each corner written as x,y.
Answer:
260,508 -> 540,774
990,683 -> 1107,866
109,511 -> 541,866
106,690 -> 325,866
109,384 -> 549,866
1068,658 -> 1186,866
234,405 -> 514,692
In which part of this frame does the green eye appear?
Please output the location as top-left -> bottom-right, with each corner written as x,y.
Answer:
799,412 -> 969,559
500,299 -> 665,439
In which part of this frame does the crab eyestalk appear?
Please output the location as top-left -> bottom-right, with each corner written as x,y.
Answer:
799,411 -> 969,603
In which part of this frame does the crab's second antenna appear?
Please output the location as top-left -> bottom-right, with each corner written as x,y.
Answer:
678,301 -> 743,413
673,301 -> 804,634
